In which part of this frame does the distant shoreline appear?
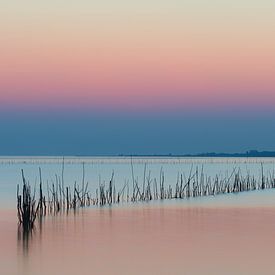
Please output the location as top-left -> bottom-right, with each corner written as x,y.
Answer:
1,150 -> 275,158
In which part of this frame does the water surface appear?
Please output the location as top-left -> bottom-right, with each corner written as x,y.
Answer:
1,157 -> 275,275
1,156 -> 275,208
1,204 -> 275,275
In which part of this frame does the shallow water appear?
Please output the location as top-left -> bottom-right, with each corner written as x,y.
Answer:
1,203 -> 275,275
1,157 -> 275,275
1,156 -> 275,208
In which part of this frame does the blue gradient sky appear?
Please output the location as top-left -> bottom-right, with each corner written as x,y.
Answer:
1,109 -> 275,155
1,0 -> 274,155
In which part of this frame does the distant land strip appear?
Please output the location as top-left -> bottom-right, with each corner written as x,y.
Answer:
120,151 -> 275,158
1,150 -> 275,158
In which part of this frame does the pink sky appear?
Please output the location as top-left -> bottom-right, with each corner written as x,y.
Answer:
0,1 -> 274,111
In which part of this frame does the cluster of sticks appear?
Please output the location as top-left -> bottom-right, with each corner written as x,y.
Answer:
17,170 -> 41,231
17,163 -> 275,230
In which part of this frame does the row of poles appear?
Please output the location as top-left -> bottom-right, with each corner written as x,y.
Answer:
17,163 -> 275,231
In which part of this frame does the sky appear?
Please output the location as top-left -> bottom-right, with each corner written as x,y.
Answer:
0,1 -> 274,155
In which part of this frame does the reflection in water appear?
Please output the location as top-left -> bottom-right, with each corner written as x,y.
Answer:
16,220 -> 35,275
1,203 -> 275,275
17,225 -> 33,256
17,215 -> 46,258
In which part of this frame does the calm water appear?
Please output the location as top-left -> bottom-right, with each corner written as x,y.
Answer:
1,204 -> 275,275
1,156 -> 275,207
1,157 -> 275,275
